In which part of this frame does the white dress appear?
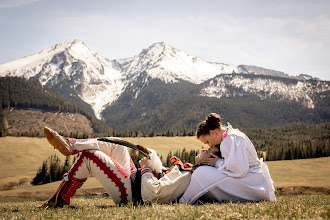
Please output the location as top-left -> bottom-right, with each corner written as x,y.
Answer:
179,129 -> 276,204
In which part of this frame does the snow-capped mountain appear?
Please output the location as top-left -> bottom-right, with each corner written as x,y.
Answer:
199,74 -> 329,109
0,40 -> 127,118
120,42 -> 240,84
0,40 -> 241,118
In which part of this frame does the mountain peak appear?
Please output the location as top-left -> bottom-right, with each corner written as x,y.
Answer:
71,39 -> 84,44
151,41 -> 166,47
42,39 -> 88,55
63,39 -> 86,49
121,42 -> 240,84
143,42 -> 179,57
140,41 -> 169,56
58,39 -> 85,47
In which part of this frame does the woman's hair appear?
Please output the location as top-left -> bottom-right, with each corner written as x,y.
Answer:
196,113 -> 222,138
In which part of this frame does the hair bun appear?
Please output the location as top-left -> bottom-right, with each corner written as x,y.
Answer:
206,113 -> 221,125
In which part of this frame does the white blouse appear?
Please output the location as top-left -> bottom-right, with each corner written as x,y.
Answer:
217,129 -> 263,177
179,128 -> 276,204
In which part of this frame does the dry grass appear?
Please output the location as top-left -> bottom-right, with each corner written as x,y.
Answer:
0,136 -> 329,198
0,136 -> 204,186
0,195 -> 329,219
0,137 -> 67,186
266,157 -> 330,188
123,136 -> 205,157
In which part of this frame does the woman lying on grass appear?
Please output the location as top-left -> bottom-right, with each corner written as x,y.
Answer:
38,127 -> 221,208
179,113 -> 276,204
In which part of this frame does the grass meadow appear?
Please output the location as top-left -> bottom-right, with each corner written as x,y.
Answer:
1,195 -> 329,219
0,136 -> 329,219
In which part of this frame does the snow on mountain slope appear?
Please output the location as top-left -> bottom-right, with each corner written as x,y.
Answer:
0,39 -> 125,118
0,40 -> 243,118
1,39 -> 327,120
200,75 -> 329,109
121,42 -> 241,84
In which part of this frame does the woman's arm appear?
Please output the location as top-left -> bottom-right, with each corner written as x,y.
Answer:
218,135 -> 249,177
139,157 -> 191,203
140,167 -> 191,203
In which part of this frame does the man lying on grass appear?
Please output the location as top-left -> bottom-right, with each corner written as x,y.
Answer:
38,127 -> 220,208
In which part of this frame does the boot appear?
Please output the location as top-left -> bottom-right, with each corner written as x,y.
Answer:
44,126 -> 73,156
37,174 -> 87,209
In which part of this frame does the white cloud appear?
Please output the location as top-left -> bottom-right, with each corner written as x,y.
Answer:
0,0 -> 40,8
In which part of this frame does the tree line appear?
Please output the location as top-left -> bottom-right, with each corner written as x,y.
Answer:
129,148 -> 200,168
244,122 -> 330,161
32,154 -> 79,185
264,139 -> 329,161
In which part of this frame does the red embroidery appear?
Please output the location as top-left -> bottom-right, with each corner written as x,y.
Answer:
130,157 -> 137,173
66,152 -> 85,178
83,151 -> 129,203
108,157 -> 131,178
56,180 -> 71,204
61,178 -> 86,204
49,153 -> 88,205
221,130 -> 228,139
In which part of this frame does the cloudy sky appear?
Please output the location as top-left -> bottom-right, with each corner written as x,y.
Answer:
0,0 -> 329,80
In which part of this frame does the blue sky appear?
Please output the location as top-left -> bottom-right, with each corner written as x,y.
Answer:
0,0 -> 329,80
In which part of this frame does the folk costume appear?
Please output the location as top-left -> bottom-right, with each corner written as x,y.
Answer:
41,133 -> 191,207
179,128 -> 276,204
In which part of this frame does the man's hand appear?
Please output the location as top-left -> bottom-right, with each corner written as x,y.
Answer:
139,157 -> 153,169
195,149 -> 207,164
203,153 -> 220,167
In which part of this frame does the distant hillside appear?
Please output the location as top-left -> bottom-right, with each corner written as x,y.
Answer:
238,65 -> 292,78
0,77 -> 112,137
3,109 -> 94,137
102,76 -> 330,134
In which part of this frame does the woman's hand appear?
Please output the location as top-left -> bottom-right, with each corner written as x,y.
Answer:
195,147 -> 220,167
203,153 -> 220,167
139,157 -> 153,169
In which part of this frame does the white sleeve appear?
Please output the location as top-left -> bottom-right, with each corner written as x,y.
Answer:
141,167 -> 191,203
215,159 -> 224,169
218,135 -> 249,177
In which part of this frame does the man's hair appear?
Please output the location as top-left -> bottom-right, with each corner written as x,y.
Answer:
212,145 -> 222,158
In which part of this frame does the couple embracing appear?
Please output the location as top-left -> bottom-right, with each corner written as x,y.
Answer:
38,113 -> 276,208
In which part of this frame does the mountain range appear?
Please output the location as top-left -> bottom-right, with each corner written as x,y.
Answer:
0,39 -> 329,133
